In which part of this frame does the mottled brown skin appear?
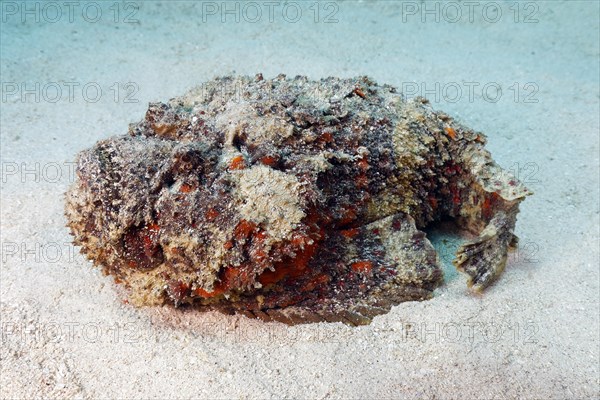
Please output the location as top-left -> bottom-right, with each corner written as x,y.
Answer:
65,75 -> 531,325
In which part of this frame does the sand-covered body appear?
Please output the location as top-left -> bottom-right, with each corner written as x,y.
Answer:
65,75 -> 530,325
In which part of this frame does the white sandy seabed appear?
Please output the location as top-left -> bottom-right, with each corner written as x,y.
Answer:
0,1 -> 598,398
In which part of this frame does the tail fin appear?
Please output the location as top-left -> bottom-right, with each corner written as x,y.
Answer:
452,140 -> 532,290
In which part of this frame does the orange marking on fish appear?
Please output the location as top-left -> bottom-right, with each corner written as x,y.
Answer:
234,219 -> 256,240
354,87 -> 366,99
341,228 -> 359,239
351,260 -> 373,273
179,183 -> 193,193
229,155 -> 246,170
260,155 -> 278,166
445,126 -> 457,140
205,208 -> 219,221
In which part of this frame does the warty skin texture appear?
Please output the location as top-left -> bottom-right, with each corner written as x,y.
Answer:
65,74 -> 531,325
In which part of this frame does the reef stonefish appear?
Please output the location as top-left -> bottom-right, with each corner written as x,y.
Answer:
65,75 -> 531,325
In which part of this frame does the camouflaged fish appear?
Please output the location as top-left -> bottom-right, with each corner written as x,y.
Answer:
65,74 -> 531,325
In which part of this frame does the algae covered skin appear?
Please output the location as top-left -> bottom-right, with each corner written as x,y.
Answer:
65,74 -> 531,325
